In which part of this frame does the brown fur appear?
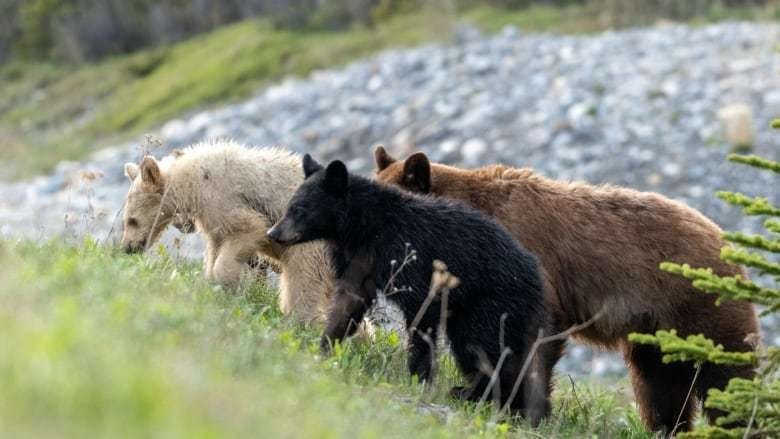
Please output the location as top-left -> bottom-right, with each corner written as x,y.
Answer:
374,147 -> 760,434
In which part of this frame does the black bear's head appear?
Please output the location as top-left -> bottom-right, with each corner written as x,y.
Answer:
267,154 -> 348,245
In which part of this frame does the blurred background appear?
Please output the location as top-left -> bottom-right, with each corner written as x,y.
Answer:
0,0 -> 778,377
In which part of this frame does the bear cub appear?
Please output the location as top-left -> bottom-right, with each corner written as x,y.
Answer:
268,154 -> 555,423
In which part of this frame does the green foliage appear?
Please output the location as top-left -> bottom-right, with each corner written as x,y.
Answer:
720,247 -> 780,278
629,330 -> 756,365
658,262 -> 778,313
372,0 -> 421,22
716,191 -> 780,216
0,239 -> 652,437
14,0 -> 65,58
727,153 -> 780,174
630,123 -> 780,437
765,219 -> 780,234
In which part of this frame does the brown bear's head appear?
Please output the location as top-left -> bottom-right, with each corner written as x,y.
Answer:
373,146 -> 432,194
121,156 -> 174,253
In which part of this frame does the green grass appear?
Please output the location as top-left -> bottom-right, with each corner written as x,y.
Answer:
1,3 -> 776,178
463,4 -> 602,34
0,239 -> 653,437
463,2 -> 780,34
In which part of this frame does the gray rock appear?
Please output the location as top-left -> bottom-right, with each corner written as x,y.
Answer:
461,138 -> 488,165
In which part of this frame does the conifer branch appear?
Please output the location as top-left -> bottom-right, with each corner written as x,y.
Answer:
636,123 -> 780,437
727,154 -> 780,174
660,262 -> 780,313
720,247 -> 780,277
629,330 -> 757,365
623,124 -> 779,437
766,219 -> 780,235
716,192 -> 780,217
723,232 -> 780,252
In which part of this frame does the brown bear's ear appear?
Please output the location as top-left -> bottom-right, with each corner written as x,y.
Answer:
124,162 -> 139,182
323,160 -> 348,195
373,145 -> 396,171
402,152 -> 431,193
139,156 -> 163,187
303,153 -> 323,178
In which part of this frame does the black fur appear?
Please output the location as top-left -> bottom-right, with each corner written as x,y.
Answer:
268,156 -> 554,422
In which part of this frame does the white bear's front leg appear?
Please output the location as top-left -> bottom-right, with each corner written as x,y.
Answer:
277,242 -> 335,324
212,233 -> 262,290
203,236 -> 219,279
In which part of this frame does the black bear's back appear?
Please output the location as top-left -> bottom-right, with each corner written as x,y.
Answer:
370,185 -> 545,323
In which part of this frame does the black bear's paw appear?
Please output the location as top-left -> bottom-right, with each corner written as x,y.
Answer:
449,386 -> 479,401
319,336 -> 333,356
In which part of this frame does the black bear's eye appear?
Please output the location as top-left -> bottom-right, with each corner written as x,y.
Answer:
127,218 -> 139,227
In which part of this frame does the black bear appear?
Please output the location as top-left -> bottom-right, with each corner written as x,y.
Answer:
267,154 -> 557,423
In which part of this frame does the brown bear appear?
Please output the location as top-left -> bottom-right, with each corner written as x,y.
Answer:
374,146 -> 760,435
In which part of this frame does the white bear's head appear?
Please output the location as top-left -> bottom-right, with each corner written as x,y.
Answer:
120,156 -> 173,253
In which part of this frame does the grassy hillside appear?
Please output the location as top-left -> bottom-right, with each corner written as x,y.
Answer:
0,239 -> 652,437
0,13 -> 448,178
1,3 -> 776,178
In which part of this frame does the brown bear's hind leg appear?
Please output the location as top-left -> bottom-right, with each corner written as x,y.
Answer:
625,342 -> 699,435
696,358 -> 755,427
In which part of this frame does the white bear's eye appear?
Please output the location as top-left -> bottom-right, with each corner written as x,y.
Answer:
127,218 -> 139,227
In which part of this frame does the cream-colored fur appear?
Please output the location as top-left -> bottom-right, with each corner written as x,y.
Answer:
121,140 -> 332,323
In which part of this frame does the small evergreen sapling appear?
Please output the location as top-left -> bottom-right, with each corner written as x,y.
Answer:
629,118 -> 780,438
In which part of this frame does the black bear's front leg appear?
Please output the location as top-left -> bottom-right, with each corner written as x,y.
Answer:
407,311 -> 439,383
321,287 -> 370,353
320,254 -> 377,353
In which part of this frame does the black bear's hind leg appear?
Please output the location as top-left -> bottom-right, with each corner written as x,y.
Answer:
407,313 -> 439,383
449,373 -> 490,402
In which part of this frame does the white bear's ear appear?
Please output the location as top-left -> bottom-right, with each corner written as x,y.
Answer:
302,153 -> 323,178
373,145 -> 396,171
139,156 -> 163,186
124,162 -> 139,182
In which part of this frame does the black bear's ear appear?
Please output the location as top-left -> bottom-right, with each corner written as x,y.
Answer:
373,145 -> 396,172
323,160 -> 348,195
303,154 -> 323,178
402,152 -> 431,193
